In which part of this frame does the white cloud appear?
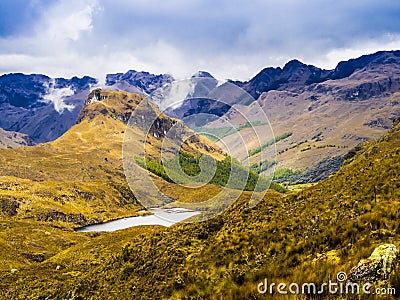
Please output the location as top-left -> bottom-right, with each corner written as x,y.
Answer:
40,1 -> 98,42
306,35 -> 400,70
41,79 -> 75,114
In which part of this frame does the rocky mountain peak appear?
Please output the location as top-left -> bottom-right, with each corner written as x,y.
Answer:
77,89 -> 144,124
332,50 -> 400,79
282,59 -> 307,71
106,70 -> 174,95
191,71 -> 215,79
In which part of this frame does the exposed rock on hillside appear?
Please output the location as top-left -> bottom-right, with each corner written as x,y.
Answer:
0,128 -> 35,148
106,70 -> 174,95
0,73 -> 97,143
348,244 -> 399,283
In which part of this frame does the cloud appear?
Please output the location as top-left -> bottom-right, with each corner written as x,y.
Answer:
41,79 -> 75,114
0,0 -> 400,81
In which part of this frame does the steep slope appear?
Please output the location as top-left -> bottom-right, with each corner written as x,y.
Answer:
234,50 -> 400,100
105,70 -> 174,95
0,73 -> 97,143
1,119 -> 398,298
0,128 -> 34,148
199,51 -> 400,183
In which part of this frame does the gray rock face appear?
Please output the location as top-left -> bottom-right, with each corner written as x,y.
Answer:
105,70 -> 174,95
348,244 -> 399,282
0,73 -> 97,143
233,50 -> 400,100
0,128 -> 35,148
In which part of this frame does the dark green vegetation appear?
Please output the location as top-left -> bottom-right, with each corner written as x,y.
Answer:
1,115 -> 399,298
135,152 -> 285,193
248,131 -> 292,157
249,159 -> 276,174
273,167 -> 302,181
195,121 -> 267,142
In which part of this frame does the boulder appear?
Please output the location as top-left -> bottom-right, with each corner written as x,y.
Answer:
348,244 -> 399,282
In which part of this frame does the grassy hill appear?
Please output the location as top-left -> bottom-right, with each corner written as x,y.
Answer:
0,89 -> 287,289
1,115 -> 398,298
0,89 -> 235,225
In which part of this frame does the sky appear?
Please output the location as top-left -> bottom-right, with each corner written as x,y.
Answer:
0,0 -> 400,81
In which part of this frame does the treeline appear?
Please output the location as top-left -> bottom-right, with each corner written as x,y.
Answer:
135,152 -> 286,192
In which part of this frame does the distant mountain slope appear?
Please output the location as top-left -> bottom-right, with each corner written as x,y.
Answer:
105,70 -> 174,95
0,73 -> 97,143
233,50 -> 400,100
0,128 -> 34,148
196,51 -> 400,182
0,70 -> 173,144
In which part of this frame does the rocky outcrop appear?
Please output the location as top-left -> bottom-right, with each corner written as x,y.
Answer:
106,70 -> 174,95
234,50 -> 400,100
292,156 -> 344,184
77,89 -> 144,124
0,128 -> 35,148
348,244 -> 399,283
36,210 -> 101,226
0,73 -> 97,143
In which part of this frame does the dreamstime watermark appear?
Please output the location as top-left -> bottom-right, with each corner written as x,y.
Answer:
257,272 -> 396,296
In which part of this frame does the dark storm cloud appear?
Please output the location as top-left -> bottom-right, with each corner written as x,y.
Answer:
0,0 -> 400,79
93,0 -> 400,52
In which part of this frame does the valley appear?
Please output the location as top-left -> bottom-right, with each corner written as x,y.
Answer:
0,118 -> 399,298
0,50 -> 399,299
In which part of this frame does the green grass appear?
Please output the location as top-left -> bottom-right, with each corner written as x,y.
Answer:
273,167 -> 301,180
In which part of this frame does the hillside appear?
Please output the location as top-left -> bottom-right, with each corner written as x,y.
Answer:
197,51 -> 400,183
0,89 -> 233,226
1,116 -> 398,298
0,128 -> 34,148
0,88 -> 284,274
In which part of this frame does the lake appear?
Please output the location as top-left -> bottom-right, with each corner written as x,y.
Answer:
77,208 -> 200,232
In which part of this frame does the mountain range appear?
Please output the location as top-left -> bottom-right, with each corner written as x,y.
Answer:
0,71 -> 174,145
0,50 -> 400,184
171,51 -> 400,183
